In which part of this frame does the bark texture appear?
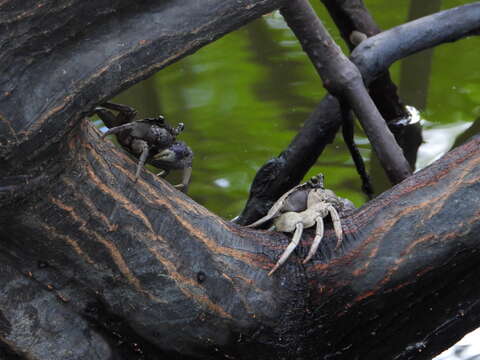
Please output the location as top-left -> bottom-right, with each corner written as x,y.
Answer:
1,1 -> 480,359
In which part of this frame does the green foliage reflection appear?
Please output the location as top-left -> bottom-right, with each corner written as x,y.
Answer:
104,0 -> 480,218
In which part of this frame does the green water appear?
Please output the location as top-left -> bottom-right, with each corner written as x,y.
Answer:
101,0 -> 480,219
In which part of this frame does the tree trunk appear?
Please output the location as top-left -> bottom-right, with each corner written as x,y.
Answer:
1,1 -> 480,359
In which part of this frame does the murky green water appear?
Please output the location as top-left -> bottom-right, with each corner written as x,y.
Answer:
100,0 -> 480,219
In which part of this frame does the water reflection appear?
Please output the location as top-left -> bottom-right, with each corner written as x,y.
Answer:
103,0 -> 479,220
95,0 -> 480,357
417,120 -> 472,169
399,0 -> 442,110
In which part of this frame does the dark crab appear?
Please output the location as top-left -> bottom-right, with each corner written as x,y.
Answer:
247,173 -> 354,275
92,102 -> 193,191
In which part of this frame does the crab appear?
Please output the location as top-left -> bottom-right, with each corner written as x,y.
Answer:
149,141 -> 193,192
92,102 -> 193,191
247,174 -> 354,276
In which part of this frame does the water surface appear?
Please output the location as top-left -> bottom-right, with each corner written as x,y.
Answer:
102,0 -> 479,219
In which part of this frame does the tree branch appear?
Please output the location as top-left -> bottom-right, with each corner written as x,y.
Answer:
319,0 -> 422,172
340,101 -> 374,198
320,0 -> 409,121
352,3 -> 480,84
1,1 -> 480,359
237,2 -> 480,225
0,0 -> 289,175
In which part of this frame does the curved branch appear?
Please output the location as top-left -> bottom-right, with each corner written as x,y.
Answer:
237,2 -> 480,224
352,2 -> 480,83
320,0 -> 421,170
1,1 -> 480,359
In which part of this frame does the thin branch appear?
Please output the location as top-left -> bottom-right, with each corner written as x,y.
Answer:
352,3 -> 480,84
340,102 -> 373,198
237,2 -> 480,224
319,0 -> 421,170
1,1 -> 480,357
1,119 -> 480,358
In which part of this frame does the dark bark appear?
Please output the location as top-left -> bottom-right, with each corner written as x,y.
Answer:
0,0 -> 289,171
280,0 -> 412,185
351,3 -> 480,84
1,118 -> 480,360
1,1 -> 480,359
320,0 -> 409,122
237,2 -> 480,225
320,0 -> 422,170
340,102 -> 374,198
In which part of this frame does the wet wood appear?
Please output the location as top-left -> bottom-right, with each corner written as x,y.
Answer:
320,0 -> 421,169
1,118 -> 480,359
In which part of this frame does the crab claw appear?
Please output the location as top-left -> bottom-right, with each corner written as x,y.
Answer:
268,222 -> 304,276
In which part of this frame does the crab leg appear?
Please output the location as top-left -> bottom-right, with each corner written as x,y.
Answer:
327,205 -> 343,249
100,122 -> 136,139
94,102 -> 137,128
174,166 -> 192,193
131,139 -> 149,181
268,222 -> 304,276
94,108 -> 118,128
247,209 -> 278,228
303,216 -> 324,264
156,169 -> 169,177
246,186 -> 301,228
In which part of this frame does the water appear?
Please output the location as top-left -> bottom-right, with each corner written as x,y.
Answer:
98,1 -> 480,358
106,0 -> 479,219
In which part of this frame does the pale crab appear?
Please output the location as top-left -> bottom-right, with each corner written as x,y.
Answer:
247,174 -> 354,275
